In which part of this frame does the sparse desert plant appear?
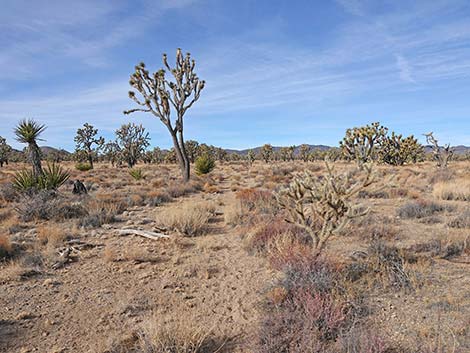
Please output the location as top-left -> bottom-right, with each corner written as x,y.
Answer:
156,201 -> 214,236
194,154 -> 215,175
75,162 -> 93,171
236,188 -> 278,215
166,180 -> 202,198
276,162 -> 375,255
433,179 -> 470,201
79,198 -> 124,228
129,168 -> 146,180
125,48 -> 205,182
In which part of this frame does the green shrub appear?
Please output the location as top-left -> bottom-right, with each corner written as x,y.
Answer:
13,163 -> 70,192
194,154 -> 215,175
75,162 -> 93,171
129,168 -> 145,180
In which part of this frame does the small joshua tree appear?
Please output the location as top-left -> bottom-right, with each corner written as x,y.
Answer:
184,140 -> 200,163
14,119 -> 46,177
125,48 -> 205,182
103,140 -> 121,166
340,122 -> 388,166
74,123 -> 104,169
247,149 -> 256,168
0,136 -> 12,167
424,132 -> 453,168
277,161 -> 375,256
379,133 -> 424,166
261,144 -> 273,163
115,123 -> 150,168
299,144 -> 311,162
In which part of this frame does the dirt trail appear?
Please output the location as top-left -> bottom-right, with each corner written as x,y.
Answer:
1,189 -> 274,353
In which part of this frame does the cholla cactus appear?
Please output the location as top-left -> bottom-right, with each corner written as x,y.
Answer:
276,161 -> 375,255
260,144 -> 273,163
339,122 -> 388,165
0,136 -> 12,167
125,48 -> 205,182
379,133 -> 424,166
424,132 -> 453,168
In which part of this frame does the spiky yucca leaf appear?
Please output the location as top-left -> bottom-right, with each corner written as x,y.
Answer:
14,119 -> 46,144
12,163 -> 69,192
129,168 -> 145,180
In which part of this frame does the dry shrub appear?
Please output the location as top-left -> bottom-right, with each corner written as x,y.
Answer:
397,200 -> 453,219
236,188 -> 278,215
37,224 -> 67,246
16,191 -> 87,222
156,201 -> 214,237
347,241 -> 419,291
448,209 -> 470,228
146,190 -> 172,207
105,314 -> 217,353
433,179 -> 470,201
0,234 -> 13,259
224,199 -> 243,227
428,169 -> 455,184
245,216 -> 305,253
166,181 -> 202,198
79,197 -> 125,228
103,246 -> 118,263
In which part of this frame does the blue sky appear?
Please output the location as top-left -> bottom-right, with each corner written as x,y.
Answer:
1,0 -> 470,150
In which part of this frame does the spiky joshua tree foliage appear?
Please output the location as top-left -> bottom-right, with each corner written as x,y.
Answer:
14,119 -> 46,177
125,48 -> 205,182
276,161 -> 375,256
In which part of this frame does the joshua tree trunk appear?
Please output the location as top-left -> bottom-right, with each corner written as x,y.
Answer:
169,128 -> 190,182
29,142 -> 44,177
87,151 -> 94,169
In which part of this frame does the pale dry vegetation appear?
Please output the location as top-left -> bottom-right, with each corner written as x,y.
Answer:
1,160 -> 470,353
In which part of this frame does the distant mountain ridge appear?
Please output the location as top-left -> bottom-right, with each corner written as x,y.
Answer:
11,144 -> 470,156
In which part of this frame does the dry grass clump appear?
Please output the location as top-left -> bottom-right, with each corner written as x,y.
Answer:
156,201 -> 215,237
78,197 -> 125,228
224,199 -> 243,227
397,199 -> 453,219
0,234 -> 13,259
105,314 -> 218,353
236,188 -> 278,215
447,209 -> 470,228
433,179 -> 470,201
166,180 -> 202,198
36,224 -> 67,247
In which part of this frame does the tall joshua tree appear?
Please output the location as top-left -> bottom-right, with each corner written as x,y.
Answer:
74,123 -> 104,169
125,48 -> 205,182
14,119 -> 46,177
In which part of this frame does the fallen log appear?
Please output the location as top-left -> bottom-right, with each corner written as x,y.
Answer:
117,229 -> 170,240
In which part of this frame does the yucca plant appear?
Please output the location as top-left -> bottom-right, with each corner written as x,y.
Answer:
14,119 -> 46,177
129,168 -> 145,180
13,163 -> 69,192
